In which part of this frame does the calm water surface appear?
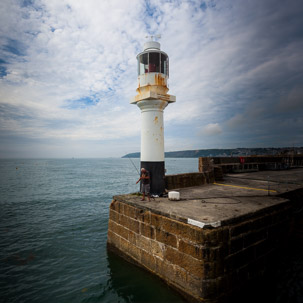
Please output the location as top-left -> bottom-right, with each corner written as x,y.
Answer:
0,158 -> 197,303
0,158 -> 302,303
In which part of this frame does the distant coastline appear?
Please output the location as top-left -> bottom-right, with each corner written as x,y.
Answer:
122,147 -> 303,158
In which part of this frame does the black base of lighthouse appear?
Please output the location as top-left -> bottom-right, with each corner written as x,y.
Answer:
140,161 -> 165,196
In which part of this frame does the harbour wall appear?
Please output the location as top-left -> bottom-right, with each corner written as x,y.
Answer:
107,192 -> 301,302
107,158 -> 302,302
199,155 -> 303,174
165,172 -> 214,190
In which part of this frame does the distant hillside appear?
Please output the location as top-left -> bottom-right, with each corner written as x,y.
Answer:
122,147 -> 303,158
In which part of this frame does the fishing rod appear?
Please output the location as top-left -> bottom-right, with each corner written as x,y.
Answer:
125,153 -> 156,201
125,153 -> 140,175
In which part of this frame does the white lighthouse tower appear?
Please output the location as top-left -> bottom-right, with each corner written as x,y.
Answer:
131,38 -> 176,195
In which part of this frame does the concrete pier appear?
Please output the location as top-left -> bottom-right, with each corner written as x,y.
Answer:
107,168 -> 303,302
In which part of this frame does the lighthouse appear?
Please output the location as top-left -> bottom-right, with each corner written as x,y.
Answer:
131,38 -> 176,195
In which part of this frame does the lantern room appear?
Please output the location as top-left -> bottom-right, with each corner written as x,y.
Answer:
137,41 -> 169,76
131,40 -> 175,105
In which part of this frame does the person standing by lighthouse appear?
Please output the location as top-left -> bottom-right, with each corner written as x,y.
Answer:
131,37 -> 176,196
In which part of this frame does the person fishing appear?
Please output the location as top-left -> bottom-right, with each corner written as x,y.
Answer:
136,168 -> 151,202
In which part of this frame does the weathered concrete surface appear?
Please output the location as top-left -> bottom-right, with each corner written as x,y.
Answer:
114,168 -> 303,229
107,168 -> 303,302
225,168 -> 303,188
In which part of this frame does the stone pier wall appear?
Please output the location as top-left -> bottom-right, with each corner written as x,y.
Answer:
199,155 -> 303,174
107,198 -> 295,302
107,199 -> 204,300
165,172 -> 215,190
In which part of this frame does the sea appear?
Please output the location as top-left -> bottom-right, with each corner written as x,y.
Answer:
0,158 -> 302,303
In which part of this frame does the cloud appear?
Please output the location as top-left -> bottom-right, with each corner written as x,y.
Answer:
201,123 -> 222,136
225,91 -> 303,147
277,86 -> 303,112
0,0 -> 303,157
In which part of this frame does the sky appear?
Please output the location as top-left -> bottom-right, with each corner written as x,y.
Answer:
0,0 -> 303,158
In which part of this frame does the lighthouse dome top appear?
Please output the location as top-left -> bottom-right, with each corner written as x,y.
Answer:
143,41 -> 160,51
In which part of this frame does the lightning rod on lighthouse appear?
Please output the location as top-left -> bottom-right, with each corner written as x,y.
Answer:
131,38 -> 176,195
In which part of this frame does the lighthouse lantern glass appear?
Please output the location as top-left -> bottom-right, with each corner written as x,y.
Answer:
139,53 -> 148,75
138,52 -> 169,76
149,52 -> 160,73
161,53 -> 168,76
